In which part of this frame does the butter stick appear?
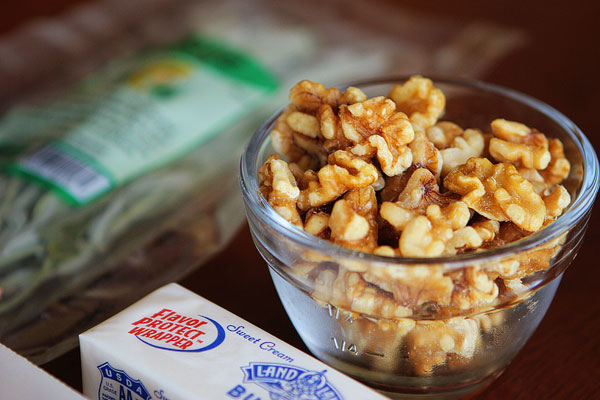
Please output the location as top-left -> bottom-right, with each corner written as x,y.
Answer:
80,283 -> 388,400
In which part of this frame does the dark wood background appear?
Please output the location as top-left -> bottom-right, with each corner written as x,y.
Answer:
2,1 -> 599,399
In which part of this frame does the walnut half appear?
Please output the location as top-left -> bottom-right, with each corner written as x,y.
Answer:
444,158 -> 546,232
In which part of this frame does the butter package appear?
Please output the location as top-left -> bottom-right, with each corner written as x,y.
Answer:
79,283 -> 388,400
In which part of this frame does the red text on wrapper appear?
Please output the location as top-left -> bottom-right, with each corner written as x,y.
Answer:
128,308 -> 217,350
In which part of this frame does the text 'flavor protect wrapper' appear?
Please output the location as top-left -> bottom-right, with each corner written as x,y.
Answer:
79,283 -> 389,400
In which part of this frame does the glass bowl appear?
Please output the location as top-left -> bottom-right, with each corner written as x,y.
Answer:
239,76 -> 599,399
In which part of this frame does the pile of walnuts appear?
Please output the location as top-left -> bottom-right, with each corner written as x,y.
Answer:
259,76 -> 570,258
258,76 -> 573,376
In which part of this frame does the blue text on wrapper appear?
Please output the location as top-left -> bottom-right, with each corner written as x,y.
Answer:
227,362 -> 343,400
97,362 -> 151,400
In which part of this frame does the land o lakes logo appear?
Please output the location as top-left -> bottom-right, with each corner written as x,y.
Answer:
228,362 -> 343,400
97,362 -> 151,400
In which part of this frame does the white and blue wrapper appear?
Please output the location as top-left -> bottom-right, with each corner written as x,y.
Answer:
79,283 -> 388,400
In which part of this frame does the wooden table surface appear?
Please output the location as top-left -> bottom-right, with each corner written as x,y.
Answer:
2,1 -> 599,399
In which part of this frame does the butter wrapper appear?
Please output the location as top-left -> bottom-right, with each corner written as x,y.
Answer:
79,283 -> 388,400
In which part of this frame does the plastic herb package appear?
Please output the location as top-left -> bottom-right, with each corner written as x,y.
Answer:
0,0 -> 522,363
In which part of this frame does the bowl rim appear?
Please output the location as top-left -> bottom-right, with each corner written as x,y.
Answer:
239,75 -> 600,266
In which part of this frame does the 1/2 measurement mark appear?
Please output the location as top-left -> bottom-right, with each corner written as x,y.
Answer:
327,304 -> 354,323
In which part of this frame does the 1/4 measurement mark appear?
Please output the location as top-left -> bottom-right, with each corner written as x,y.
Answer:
331,337 -> 359,355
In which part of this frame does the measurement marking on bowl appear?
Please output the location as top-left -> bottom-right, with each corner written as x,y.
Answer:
327,304 -> 354,323
331,337 -> 359,355
327,304 -> 340,319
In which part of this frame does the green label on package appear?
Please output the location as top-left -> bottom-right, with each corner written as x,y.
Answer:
8,36 -> 278,205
